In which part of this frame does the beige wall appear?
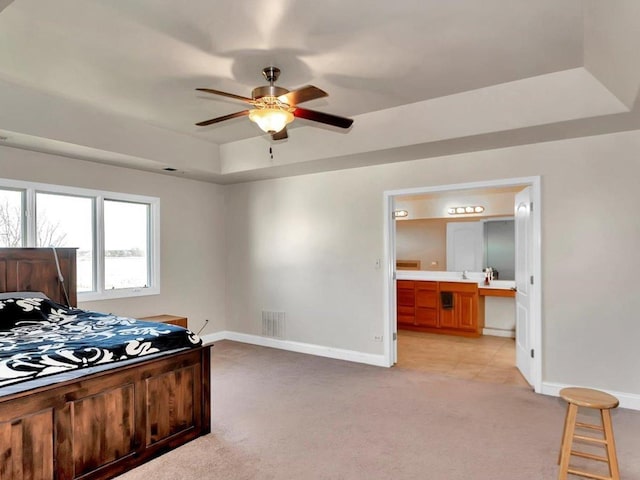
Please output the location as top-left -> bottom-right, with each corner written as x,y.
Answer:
225,129 -> 640,395
0,146 -> 227,335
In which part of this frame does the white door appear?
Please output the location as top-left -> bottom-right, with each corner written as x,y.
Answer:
446,222 -> 484,272
515,187 -> 533,386
391,200 -> 398,364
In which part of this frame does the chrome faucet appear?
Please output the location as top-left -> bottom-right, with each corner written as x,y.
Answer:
462,270 -> 468,280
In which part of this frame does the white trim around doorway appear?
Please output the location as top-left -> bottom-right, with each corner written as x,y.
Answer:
382,176 -> 542,393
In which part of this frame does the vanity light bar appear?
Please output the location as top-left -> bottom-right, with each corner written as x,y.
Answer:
448,205 -> 485,215
393,210 -> 409,218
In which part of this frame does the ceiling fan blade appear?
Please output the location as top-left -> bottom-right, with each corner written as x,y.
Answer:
196,88 -> 254,104
293,107 -> 354,129
195,110 -> 250,126
278,86 -> 328,106
271,128 -> 288,141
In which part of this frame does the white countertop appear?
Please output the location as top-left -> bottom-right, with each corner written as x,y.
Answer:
396,270 -> 516,290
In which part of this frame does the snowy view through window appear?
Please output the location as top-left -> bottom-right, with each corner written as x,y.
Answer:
104,199 -> 149,290
36,192 -> 95,291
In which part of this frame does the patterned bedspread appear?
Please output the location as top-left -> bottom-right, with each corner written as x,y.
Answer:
0,296 -> 201,387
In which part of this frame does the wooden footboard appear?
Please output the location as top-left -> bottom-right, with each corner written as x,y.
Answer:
0,346 -> 211,480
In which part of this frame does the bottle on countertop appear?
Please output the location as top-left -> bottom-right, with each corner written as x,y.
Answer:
484,267 -> 493,285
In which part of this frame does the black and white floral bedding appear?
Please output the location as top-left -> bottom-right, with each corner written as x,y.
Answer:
0,296 -> 201,388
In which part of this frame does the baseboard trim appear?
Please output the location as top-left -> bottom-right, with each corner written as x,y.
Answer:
542,382 -> 640,411
200,331 -> 227,346
201,331 -> 388,367
482,328 -> 515,338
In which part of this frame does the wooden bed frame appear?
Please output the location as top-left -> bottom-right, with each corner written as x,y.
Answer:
0,248 -> 211,480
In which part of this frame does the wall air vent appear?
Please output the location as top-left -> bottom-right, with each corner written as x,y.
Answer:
262,311 -> 285,339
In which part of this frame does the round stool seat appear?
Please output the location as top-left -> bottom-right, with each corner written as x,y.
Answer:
560,387 -> 619,409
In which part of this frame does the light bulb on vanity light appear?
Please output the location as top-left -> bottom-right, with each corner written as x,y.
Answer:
448,205 -> 485,215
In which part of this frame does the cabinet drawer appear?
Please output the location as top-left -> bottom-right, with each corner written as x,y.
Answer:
397,289 -> 415,307
414,280 -> 437,291
397,280 -> 415,289
397,305 -> 415,316
439,282 -> 477,293
397,316 -> 415,326
415,290 -> 438,308
398,306 -> 415,325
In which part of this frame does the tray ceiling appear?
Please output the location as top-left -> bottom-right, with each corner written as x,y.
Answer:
0,0 -> 638,183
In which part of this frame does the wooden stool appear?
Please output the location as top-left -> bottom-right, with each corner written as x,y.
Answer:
558,387 -> 620,480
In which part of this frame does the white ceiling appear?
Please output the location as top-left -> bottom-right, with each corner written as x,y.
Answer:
0,0 -> 639,183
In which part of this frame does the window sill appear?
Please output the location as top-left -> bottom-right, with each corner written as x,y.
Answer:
78,286 -> 160,302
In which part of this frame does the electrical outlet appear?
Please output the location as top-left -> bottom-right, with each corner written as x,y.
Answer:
373,335 -> 383,342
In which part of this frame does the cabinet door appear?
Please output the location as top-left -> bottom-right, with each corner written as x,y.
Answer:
415,307 -> 438,328
457,291 -> 477,331
415,282 -> 438,327
438,282 -> 479,333
439,292 -> 457,329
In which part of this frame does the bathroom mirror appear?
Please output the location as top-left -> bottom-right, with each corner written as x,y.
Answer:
395,217 -> 515,280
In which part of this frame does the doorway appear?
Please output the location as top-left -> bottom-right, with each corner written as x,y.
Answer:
382,176 -> 542,392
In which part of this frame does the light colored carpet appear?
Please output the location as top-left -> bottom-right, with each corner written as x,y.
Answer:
117,341 -> 640,480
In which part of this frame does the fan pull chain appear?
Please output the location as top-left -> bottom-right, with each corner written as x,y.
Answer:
269,146 -> 273,160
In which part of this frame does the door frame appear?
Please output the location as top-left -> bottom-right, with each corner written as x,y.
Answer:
382,176 -> 542,393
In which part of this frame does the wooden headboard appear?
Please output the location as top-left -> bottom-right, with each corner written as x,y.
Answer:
0,248 -> 77,306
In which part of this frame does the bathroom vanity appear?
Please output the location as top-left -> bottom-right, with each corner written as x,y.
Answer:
396,271 -> 515,337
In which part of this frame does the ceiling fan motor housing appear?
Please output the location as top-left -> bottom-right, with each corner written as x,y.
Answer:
252,85 -> 288,100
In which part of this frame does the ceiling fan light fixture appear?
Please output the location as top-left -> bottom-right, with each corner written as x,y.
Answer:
249,107 -> 294,133
248,95 -> 295,133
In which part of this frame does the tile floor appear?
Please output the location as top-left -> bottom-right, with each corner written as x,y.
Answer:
396,329 -> 530,387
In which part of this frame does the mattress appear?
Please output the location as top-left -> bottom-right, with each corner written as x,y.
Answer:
0,296 -> 201,393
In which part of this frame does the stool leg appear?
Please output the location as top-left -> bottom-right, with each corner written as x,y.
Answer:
558,403 -> 578,480
558,403 -> 571,465
601,409 -> 620,480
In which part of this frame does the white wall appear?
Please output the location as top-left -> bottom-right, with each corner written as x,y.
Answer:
0,145 -> 227,335
224,172 -> 386,352
224,129 -> 640,396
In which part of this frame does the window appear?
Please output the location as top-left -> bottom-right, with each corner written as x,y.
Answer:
36,192 -> 95,292
0,179 -> 160,301
104,200 -> 150,290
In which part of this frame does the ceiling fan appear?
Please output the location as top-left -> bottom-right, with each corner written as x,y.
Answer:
195,66 -> 353,140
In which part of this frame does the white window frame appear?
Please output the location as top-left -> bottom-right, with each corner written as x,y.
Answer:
0,178 -> 160,301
